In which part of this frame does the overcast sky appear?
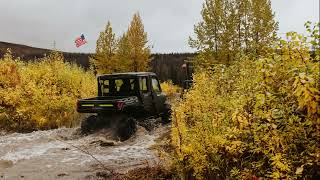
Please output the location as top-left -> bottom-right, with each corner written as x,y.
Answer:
0,0 -> 318,53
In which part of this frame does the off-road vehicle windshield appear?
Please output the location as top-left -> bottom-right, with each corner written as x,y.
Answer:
99,78 -> 138,96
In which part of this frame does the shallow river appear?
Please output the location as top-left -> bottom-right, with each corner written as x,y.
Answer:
0,124 -> 169,180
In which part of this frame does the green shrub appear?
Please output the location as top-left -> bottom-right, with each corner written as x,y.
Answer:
171,31 -> 320,179
0,51 -> 96,131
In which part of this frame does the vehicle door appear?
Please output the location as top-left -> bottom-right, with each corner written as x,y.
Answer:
139,76 -> 154,113
150,76 -> 166,113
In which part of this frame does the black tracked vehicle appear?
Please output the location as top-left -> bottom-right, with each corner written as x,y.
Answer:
77,72 -> 170,140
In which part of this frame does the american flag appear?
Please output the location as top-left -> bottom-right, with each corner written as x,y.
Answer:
75,34 -> 87,48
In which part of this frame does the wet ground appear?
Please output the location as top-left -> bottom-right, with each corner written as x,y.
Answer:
0,123 -> 170,180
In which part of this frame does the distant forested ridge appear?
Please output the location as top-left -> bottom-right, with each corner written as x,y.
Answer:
0,41 -> 195,85
150,53 -> 195,85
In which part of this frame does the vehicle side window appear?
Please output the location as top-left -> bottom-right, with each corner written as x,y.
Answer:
151,77 -> 161,93
117,79 -> 136,93
100,78 -> 136,96
99,80 -> 110,96
139,77 -> 148,93
115,79 -> 123,92
103,80 -> 110,94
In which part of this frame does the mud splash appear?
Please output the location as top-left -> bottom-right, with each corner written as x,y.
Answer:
0,123 -> 170,180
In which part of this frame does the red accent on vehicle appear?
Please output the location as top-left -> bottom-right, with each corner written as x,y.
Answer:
117,102 -> 124,110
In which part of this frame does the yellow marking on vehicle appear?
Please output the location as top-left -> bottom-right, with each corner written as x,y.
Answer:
99,104 -> 114,107
82,104 -> 94,107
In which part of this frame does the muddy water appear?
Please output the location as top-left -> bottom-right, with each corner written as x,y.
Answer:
0,124 -> 170,180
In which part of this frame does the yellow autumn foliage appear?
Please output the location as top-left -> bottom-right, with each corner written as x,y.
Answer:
171,28 -> 320,179
160,80 -> 181,101
91,12 -> 151,75
0,51 -> 96,132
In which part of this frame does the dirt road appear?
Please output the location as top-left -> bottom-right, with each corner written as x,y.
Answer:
0,123 -> 170,180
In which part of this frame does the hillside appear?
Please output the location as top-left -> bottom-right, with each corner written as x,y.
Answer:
0,41 -> 195,85
0,41 -> 92,68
